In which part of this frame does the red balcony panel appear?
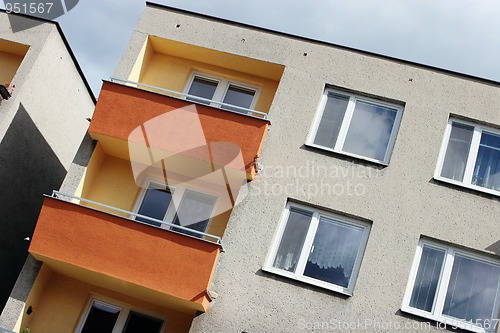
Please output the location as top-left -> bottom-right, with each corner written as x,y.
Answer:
89,81 -> 270,179
29,196 -> 221,312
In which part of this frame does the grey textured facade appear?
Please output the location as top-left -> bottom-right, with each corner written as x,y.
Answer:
0,10 -> 94,325
115,4 -> 500,333
2,3 -> 499,333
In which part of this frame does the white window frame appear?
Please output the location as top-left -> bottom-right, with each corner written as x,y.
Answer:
263,201 -> 371,296
75,298 -> 166,333
184,72 -> 260,112
434,117 -> 500,197
132,178 -> 217,235
306,88 -> 404,165
402,239 -> 500,333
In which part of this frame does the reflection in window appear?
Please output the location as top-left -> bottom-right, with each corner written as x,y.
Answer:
440,122 -> 474,181
136,187 -> 172,227
222,85 -> 256,113
443,255 -> 500,322
309,89 -> 403,164
437,119 -> 500,195
273,208 -> 312,273
409,245 -> 445,312
304,217 -> 364,288
135,182 -> 217,238
172,190 -> 216,238
403,241 -> 500,331
185,74 -> 258,113
313,93 -> 349,149
186,76 -> 218,105
343,101 -> 398,162
266,203 -> 370,295
472,131 -> 500,191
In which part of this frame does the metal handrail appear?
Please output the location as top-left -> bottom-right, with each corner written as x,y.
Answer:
51,191 -> 223,247
110,77 -> 269,120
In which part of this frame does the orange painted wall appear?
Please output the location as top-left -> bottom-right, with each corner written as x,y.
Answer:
89,81 -> 269,176
29,197 -> 221,310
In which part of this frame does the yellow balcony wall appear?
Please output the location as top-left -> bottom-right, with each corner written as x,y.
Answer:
74,144 -> 232,239
0,38 -> 29,85
20,265 -> 194,333
128,36 -> 284,114
77,143 -> 138,217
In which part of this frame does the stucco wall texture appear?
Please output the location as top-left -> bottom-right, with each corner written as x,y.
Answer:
111,5 -> 500,333
0,13 -> 94,169
0,12 -> 94,328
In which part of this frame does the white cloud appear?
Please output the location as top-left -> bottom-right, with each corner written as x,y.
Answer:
54,0 -> 500,96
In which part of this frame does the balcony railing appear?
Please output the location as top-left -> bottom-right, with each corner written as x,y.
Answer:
51,191 -> 223,247
30,193 -> 223,312
90,80 -> 270,180
110,77 -> 269,120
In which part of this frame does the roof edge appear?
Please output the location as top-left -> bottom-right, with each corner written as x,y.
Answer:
0,10 -> 97,103
145,1 -> 500,88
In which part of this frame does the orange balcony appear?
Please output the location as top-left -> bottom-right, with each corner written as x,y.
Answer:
29,195 -> 221,313
89,81 -> 270,180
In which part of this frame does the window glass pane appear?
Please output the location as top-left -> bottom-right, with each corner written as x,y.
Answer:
136,187 -> 172,227
443,255 -> 500,323
187,76 -> 218,105
342,101 -> 397,162
81,301 -> 120,333
409,246 -> 446,312
221,85 -> 255,113
472,131 -> 500,191
273,208 -> 312,273
172,190 -> 216,238
313,93 -> 349,149
441,123 -> 474,181
123,311 -> 163,333
303,217 -> 364,288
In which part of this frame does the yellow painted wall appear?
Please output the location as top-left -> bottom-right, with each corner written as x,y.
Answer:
206,209 -> 231,238
20,265 -> 53,333
0,50 -> 25,86
80,145 -> 139,216
0,38 -> 28,85
129,37 -> 154,83
21,266 -> 194,333
79,145 -> 232,237
133,43 -> 280,114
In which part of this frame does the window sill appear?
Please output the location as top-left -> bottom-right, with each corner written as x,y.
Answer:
433,176 -> 500,198
400,307 -> 490,333
262,266 -> 354,296
304,143 -> 390,167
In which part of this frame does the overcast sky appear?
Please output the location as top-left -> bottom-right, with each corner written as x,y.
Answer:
49,0 -> 500,97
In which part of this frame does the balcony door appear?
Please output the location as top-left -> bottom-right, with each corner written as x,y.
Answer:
133,180 -> 217,238
185,73 -> 258,114
78,300 -> 164,333
135,184 -> 173,227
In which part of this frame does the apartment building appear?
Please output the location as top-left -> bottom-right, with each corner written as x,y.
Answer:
2,2 -> 499,333
0,10 -> 94,323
